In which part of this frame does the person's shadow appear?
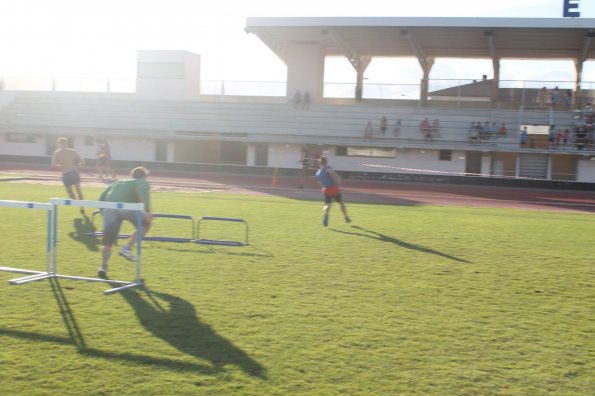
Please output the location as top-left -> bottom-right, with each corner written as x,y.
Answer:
331,225 -> 471,264
68,214 -> 99,252
120,287 -> 266,378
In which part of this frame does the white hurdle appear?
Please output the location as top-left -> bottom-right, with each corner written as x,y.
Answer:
0,200 -> 53,284
50,198 -> 145,295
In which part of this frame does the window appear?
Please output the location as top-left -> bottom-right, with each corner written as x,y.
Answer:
6,133 -> 36,143
336,146 -> 396,158
439,150 -> 452,161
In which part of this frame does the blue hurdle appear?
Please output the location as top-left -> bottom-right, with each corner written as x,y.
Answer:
0,200 -> 53,284
194,216 -> 249,246
88,212 -> 194,243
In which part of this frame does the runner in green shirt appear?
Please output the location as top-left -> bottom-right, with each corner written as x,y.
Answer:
97,167 -> 152,279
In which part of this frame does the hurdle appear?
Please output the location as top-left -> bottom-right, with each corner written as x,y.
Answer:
194,216 -> 249,246
0,200 -> 53,284
50,198 -> 144,295
87,212 -> 194,243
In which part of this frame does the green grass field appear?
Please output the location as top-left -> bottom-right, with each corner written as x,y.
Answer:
0,182 -> 593,395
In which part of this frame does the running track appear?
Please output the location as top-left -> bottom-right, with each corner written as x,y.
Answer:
2,164 -> 595,214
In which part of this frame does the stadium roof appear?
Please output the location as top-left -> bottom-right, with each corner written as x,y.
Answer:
245,17 -> 595,62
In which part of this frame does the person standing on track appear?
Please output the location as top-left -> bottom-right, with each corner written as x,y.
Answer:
97,166 -> 152,279
95,137 -> 116,179
51,137 -> 86,214
314,156 -> 351,227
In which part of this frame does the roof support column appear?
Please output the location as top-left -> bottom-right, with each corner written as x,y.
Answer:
492,58 -> 500,105
401,29 -> 433,105
285,42 -> 325,103
575,31 -> 594,109
354,57 -> 371,101
419,57 -> 434,106
574,59 -> 584,109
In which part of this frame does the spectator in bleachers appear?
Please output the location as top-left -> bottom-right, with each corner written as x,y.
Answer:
537,87 -> 548,106
393,118 -> 402,136
380,116 -> 388,135
364,121 -> 374,140
468,122 -> 479,143
548,125 -> 556,148
563,90 -> 572,110
498,122 -> 508,136
550,86 -> 560,110
482,121 -> 494,140
303,91 -> 311,110
555,129 -> 562,146
563,128 -> 570,146
583,103 -> 593,118
475,121 -> 484,139
576,126 -> 586,150
420,117 -> 432,142
431,119 -> 440,137
291,90 -> 302,108
520,126 -> 528,147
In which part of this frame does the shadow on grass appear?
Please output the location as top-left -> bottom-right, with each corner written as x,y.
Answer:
68,213 -> 99,252
120,287 -> 267,379
331,225 -> 471,264
0,279 -> 266,378
149,243 -> 274,258
49,277 -> 87,349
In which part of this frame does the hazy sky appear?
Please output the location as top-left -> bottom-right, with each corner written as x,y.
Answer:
0,0 -> 594,84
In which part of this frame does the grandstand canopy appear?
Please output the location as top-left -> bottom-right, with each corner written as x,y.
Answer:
245,17 -> 595,62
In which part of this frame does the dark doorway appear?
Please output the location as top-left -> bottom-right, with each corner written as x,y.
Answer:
465,151 -> 482,175
155,141 -> 167,162
254,144 -> 268,166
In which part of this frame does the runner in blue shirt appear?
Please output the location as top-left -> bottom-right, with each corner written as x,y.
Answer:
314,156 -> 351,227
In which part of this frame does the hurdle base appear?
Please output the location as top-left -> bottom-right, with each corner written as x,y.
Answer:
104,282 -> 143,295
193,239 -> 247,246
1,268 -> 142,294
9,273 -> 53,285
0,267 -> 52,285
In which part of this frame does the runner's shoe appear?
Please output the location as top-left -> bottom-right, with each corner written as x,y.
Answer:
119,246 -> 136,261
323,214 -> 329,227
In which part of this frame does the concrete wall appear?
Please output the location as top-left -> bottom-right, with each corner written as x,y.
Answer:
286,43 -> 324,103
267,143 -> 303,168
0,133 -> 46,156
330,149 -> 467,174
136,50 -> 201,100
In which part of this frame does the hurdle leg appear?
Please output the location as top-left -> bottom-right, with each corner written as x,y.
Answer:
0,200 -> 53,283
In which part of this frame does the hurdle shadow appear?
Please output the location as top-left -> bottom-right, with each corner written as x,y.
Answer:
154,243 -> 274,258
49,277 -> 87,349
68,214 -> 99,252
120,287 -> 267,379
0,324 -> 231,374
0,279 -> 264,376
331,225 -> 471,264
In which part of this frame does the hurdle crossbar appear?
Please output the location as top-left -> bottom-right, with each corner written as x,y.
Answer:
0,200 -> 53,284
194,216 -> 249,246
87,211 -> 194,243
50,198 -> 145,295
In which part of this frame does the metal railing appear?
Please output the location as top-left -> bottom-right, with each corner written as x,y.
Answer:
1,76 -> 594,107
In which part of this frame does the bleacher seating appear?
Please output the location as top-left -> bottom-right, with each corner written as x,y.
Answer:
0,92 -> 582,151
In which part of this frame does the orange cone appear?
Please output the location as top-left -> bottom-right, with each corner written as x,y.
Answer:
272,168 -> 278,188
